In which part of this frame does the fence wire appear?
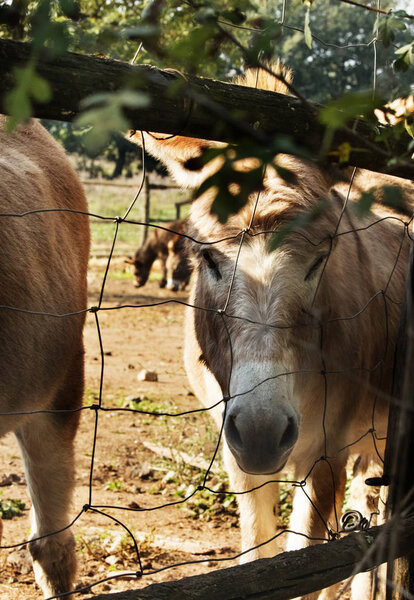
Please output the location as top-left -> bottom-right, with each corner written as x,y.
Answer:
1,2 -> 414,599
0,160 -> 412,599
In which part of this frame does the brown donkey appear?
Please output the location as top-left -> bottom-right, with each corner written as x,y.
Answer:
127,218 -> 191,290
132,65 -> 414,598
0,117 -> 89,597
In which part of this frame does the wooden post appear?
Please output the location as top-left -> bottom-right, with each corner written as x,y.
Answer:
143,175 -> 150,241
385,236 -> 414,599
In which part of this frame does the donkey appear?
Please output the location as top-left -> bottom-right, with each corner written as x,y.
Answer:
0,116 -> 89,597
166,233 -> 193,291
132,65 -> 414,598
127,218 -> 191,290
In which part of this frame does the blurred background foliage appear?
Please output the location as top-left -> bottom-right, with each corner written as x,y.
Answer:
0,0 -> 413,179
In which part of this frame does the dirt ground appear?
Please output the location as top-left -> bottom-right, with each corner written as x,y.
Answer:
0,253 -> 242,600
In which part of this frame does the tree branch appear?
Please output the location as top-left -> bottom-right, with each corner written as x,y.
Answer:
336,0 -> 414,18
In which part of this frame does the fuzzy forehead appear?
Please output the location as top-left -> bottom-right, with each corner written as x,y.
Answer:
188,156 -> 332,246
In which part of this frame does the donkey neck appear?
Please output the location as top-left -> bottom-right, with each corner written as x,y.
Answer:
137,237 -> 159,266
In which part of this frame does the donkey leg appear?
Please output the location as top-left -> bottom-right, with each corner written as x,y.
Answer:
287,456 -> 347,550
286,457 -> 347,600
223,443 -> 280,562
348,455 -> 385,600
159,258 -> 167,288
15,350 -> 83,597
16,409 -> 79,597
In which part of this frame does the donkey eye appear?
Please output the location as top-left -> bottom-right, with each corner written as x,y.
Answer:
304,255 -> 326,281
202,250 -> 222,280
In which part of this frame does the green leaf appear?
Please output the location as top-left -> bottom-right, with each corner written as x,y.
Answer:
4,88 -> 32,131
4,64 -> 51,130
304,7 -> 312,49
31,72 -> 52,103
394,56 -> 409,72
58,0 -> 81,20
395,42 -> 414,57
320,91 -> 384,130
377,14 -> 406,48
80,90 -> 149,110
394,41 -> 414,70
120,25 -> 160,40
76,89 -> 149,153
269,199 -> 329,251
393,10 -> 409,18
221,8 -> 246,25
248,20 -> 283,61
76,104 -> 130,153
405,118 -> 414,140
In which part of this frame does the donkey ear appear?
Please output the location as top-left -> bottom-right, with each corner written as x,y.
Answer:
129,131 -> 225,189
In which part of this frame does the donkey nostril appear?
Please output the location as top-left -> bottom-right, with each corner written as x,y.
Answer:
226,414 -> 243,450
280,417 -> 297,450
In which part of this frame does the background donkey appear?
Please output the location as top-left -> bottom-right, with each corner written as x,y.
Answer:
166,233 -> 193,291
132,65 -> 414,598
0,116 -> 89,597
126,218 -> 192,290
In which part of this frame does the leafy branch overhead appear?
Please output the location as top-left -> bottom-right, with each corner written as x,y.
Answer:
0,0 -> 413,222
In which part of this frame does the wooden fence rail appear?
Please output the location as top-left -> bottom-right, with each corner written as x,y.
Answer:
88,516 -> 414,600
1,39 -> 414,180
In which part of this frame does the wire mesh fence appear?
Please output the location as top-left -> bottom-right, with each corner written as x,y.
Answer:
1,1 -> 414,599
1,148 -> 412,599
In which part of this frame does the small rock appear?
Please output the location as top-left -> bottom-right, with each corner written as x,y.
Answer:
162,470 -> 176,483
129,462 -> 152,479
0,473 -> 22,486
107,534 -> 123,554
105,554 -> 120,566
137,369 -> 158,382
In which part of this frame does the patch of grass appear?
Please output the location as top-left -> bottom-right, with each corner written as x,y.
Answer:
148,271 -> 162,282
176,480 -> 238,521
86,183 -> 191,246
128,394 -> 174,415
109,269 -> 133,281
0,494 -> 25,519
278,484 -> 293,527
83,388 -> 99,405
105,479 -> 124,492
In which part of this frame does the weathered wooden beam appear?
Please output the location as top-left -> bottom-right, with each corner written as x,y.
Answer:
87,516 -> 414,600
0,39 -> 413,180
